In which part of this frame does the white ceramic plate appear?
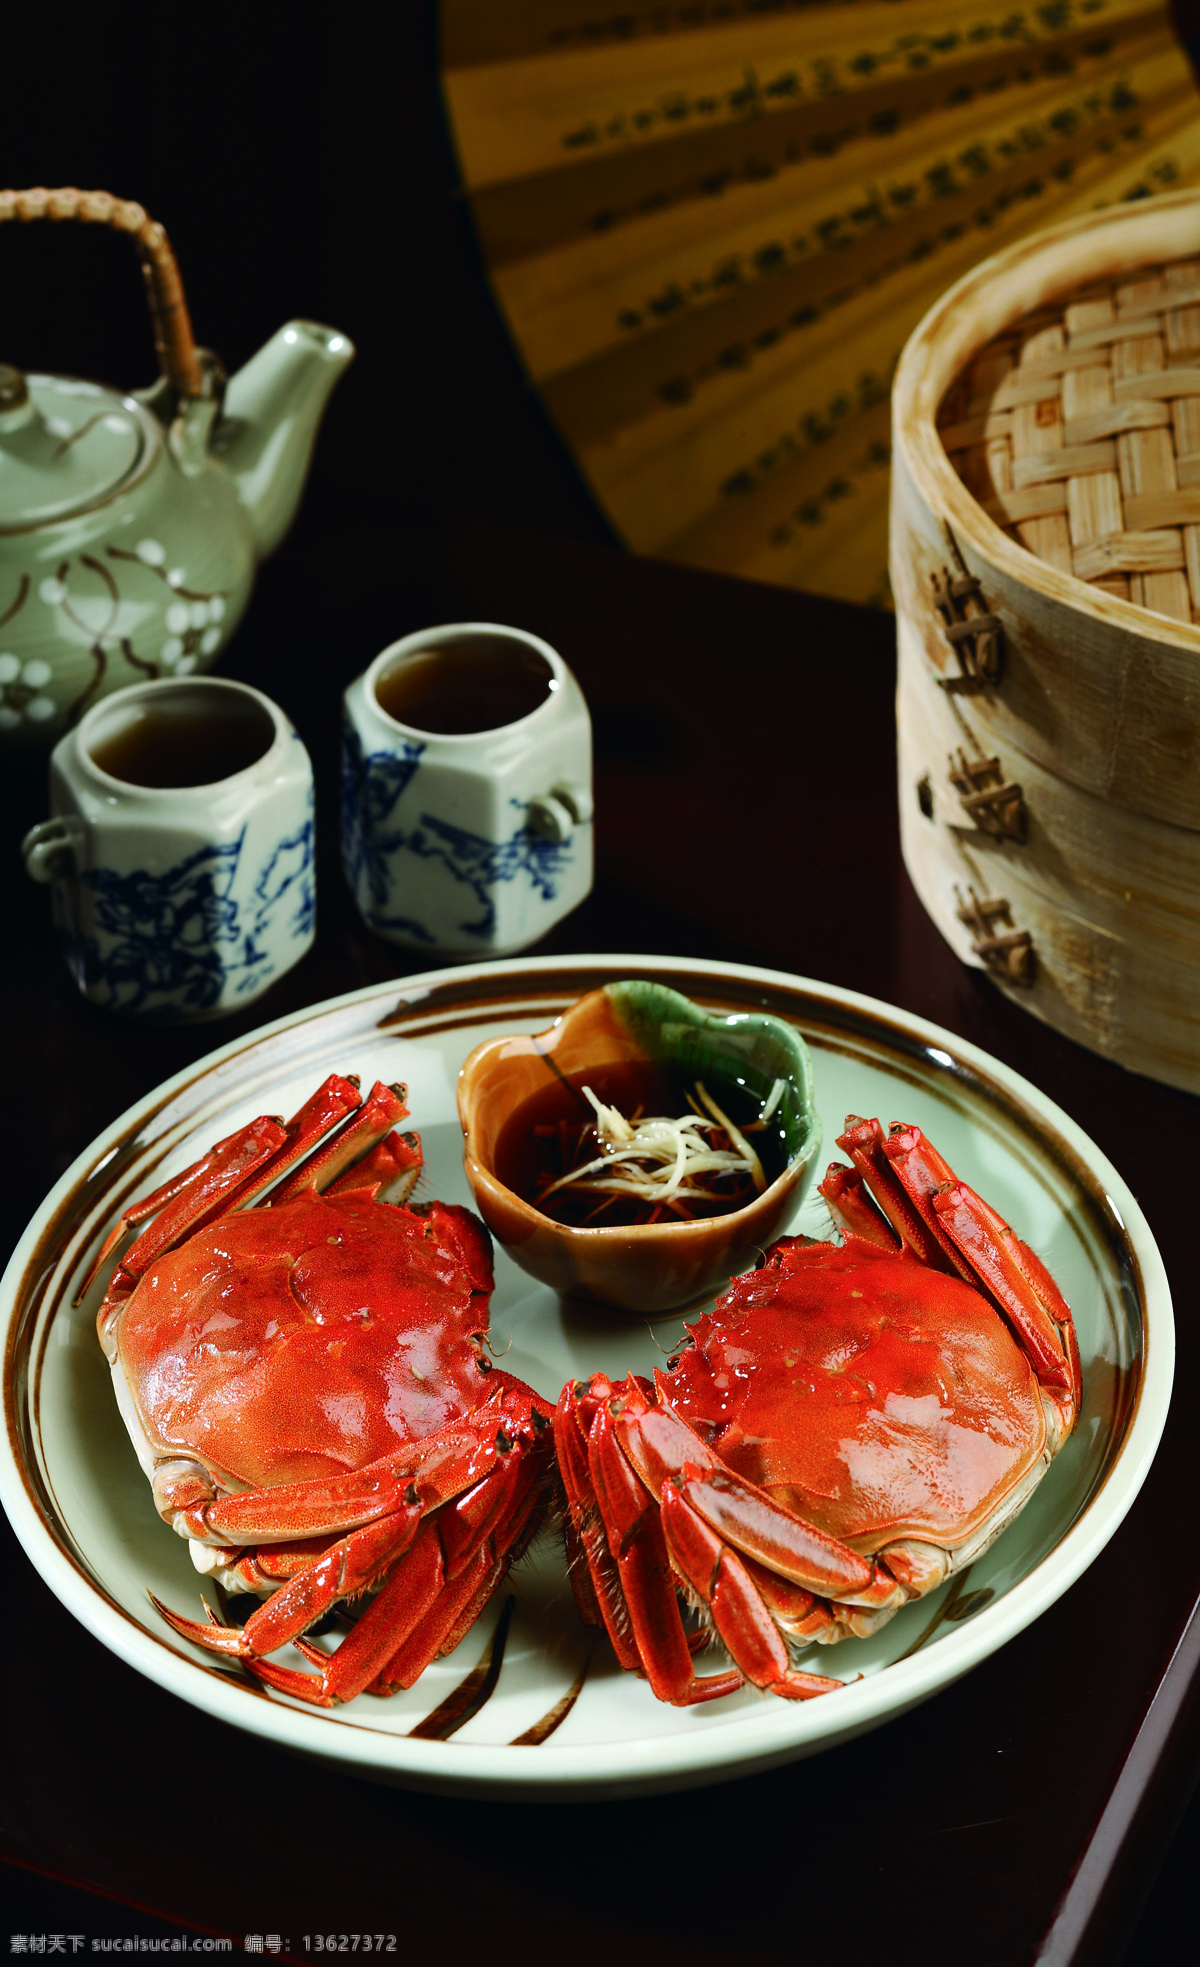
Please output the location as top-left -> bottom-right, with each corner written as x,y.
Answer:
0,956 -> 1172,1799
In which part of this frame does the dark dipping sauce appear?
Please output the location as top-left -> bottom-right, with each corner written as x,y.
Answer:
88,696 -> 275,788
495,1059 -> 791,1230
374,633 -> 553,735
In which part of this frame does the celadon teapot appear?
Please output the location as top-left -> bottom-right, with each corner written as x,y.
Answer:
0,187 -> 353,740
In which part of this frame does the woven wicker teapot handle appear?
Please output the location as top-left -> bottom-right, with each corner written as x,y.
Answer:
0,186 -> 203,399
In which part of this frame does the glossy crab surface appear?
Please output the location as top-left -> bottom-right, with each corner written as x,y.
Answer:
115,1184 -> 503,1495
93,1073 -> 556,1706
556,1115 -> 1079,1706
668,1236 -> 1051,1559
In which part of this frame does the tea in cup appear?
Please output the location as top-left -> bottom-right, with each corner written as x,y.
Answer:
23,676 -> 315,1019
342,623 -> 593,956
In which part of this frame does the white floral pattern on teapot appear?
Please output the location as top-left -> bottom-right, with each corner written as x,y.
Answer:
0,187 -> 354,742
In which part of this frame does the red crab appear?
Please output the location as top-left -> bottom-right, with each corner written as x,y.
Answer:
89,1073 -> 555,1706
556,1115 -> 1081,1706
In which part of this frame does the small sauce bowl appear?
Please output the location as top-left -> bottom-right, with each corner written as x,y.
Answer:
457,980 -> 822,1314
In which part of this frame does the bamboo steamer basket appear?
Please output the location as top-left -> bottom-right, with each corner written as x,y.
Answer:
891,187 -> 1200,1096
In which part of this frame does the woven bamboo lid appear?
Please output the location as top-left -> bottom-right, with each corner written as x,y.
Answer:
938,256 -> 1200,624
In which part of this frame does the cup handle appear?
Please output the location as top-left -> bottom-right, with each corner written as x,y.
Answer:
526,784 -> 594,842
22,817 -> 81,884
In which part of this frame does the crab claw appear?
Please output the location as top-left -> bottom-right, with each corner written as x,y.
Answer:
556,1375 -> 848,1706
151,1392 -> 556,1707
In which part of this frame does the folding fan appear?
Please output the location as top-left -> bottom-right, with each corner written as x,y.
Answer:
442,0 -> 1200,603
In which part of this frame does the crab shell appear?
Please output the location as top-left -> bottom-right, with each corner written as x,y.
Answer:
665,1231 -> 1068,1613
102,1184 -> 508,1533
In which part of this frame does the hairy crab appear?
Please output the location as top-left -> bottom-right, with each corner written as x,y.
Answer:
89,1073 -> 555,1706
556,1116 -> 1081,1706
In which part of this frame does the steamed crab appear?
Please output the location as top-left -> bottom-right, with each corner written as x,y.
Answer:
556,1115 -> 1081,1706
89,1073 -> 555,1706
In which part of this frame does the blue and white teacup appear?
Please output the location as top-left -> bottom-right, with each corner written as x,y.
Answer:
342,622 -> 593,957
22,676 -> 315,1019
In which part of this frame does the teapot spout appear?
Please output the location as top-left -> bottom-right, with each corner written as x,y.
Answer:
220,321 -> 354,558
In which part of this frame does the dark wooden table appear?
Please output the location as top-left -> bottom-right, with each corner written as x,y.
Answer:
0,515 -> 1195,1965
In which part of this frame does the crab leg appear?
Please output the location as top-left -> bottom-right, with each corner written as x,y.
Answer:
554,1379 -> 643,1674
882,1125 -> 1080,1405
247,1518 -> 453,1704
366,1432 -> 552,1695
433,1458 -> 548,1662
558,1378 -> 743,1705
151,1501 -> 423,1659
251,1453 -> 542,1706
116,1115 -> 292,1281
931,1181 -> 1081,1402
669,1466 -> 901,1613
366,1542 -> 500,1697
561,1375 -> 898,1701
244,1505 -> 420,1641
825,1119 -> 1080,1413
371,1443 -> 551,1697
739,1556 -> 836,1640
157,1397 -> 554,1707
179,1415 -> 511,1543
130,1074 -> 364,1231
817,1163 -> 900,1252
837,1117 -> 971,1279
264,1081 -> 412,1205
621,1377 -> 876,1598
85,1114 -> 289,1320
214,1535 -> 353,1587
437,1447 -> 526,1576
658,1483 -> 842,1699
99,1075 -> 365,1295
561,1511 -> 606,1632
589,1401 -> 743,1705
87,1077 -> 415,1324
324,1129 -> 422,1206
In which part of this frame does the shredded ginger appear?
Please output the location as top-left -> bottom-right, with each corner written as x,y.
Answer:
540,1079 -> 779,1216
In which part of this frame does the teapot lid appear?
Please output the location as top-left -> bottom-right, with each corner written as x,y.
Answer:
0,368 -> 148,529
